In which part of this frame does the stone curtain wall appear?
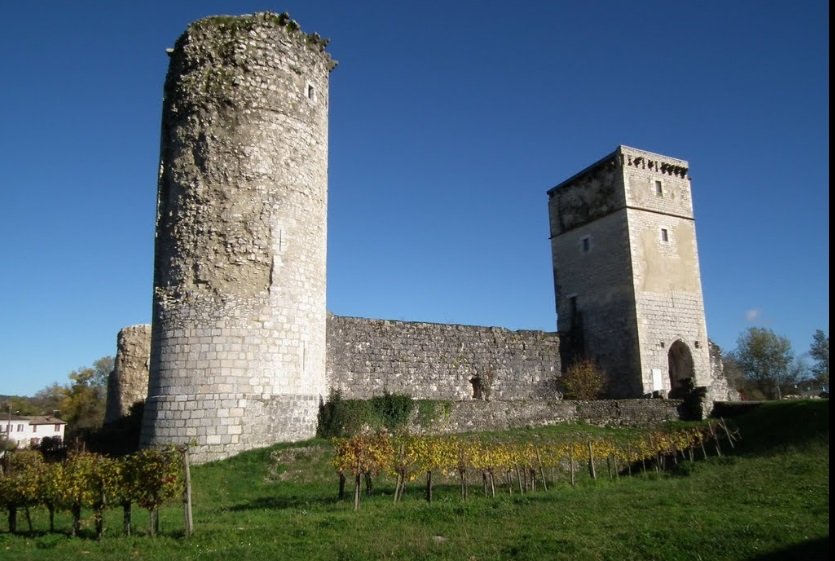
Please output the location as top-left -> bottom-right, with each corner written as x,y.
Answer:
141,12 -> 336,464
408,399 -> 683,434
327,315 -> 560,401
104,324 -> 152,424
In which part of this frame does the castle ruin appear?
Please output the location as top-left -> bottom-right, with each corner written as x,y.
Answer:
114,12 -> 733,464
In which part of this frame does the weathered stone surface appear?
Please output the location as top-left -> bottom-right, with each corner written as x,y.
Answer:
408,399 -> 683,434
707,339 -> 740,403
105,324 -> 152,424
141,12 -> 335,464
134,14 -> 734,464
549,146 -> 716,398
327,315 -> 560,401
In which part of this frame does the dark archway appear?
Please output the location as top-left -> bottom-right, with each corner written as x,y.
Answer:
668,340 -> 694,398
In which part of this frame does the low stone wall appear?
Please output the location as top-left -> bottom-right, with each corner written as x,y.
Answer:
408,398 -> 683,434
327,315 -> 560,401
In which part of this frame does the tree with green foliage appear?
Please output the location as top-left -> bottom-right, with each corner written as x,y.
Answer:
734,327 -> 794,400
32,383 -> 66,416
809,330 -> 829,386
60,356 -> 112,442
720,350 -> 750,397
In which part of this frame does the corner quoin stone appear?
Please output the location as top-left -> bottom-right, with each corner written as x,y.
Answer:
140,12 -> 336,464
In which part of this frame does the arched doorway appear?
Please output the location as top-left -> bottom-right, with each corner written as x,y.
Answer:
668,340 -> 694,398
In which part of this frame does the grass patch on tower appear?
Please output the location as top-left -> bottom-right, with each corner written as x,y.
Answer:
0,400 -> 828,561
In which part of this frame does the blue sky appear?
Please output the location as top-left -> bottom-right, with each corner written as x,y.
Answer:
0,0 -> 828,397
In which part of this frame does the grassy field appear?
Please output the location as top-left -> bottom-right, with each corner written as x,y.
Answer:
0,400 -> 828,561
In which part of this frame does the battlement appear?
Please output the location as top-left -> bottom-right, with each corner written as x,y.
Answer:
548,145 -> 688,198
178,11 -> 336,69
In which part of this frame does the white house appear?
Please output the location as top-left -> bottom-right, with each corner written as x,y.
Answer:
0,414 -> 67,448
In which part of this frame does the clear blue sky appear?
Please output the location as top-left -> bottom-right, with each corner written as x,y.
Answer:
1,1 -> 828,397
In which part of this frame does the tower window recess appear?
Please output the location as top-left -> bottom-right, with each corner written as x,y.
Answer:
655,180 -> 663,196
307,84 -> 316,101
660,228 -> 669,242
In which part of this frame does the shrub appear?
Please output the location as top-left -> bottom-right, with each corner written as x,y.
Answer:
317,390 -> 413,437
370,391 -> 413,433
560,359 -> 605,400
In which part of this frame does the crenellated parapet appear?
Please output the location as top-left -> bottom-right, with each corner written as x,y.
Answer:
622,148 -> 689,178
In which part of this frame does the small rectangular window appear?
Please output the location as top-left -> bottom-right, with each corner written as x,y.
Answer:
661,228 -> 669,242
17,424 -> 23,432
32,425 -> 37,433
655,180 -> 663,196
55,424 -> 61,431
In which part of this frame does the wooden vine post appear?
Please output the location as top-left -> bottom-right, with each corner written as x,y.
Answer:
569,447 -> 576,487
707,422 -> 723,456
353,473 -> 361,511
534,446 -> 548,491
182,445 -> 193,538
587,441 -> 597,480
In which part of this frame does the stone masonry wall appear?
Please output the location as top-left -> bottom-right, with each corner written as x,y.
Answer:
105,324 -> 152,424
549,152 -> 641,397
408,399 -> 683,434
707,340 -> 739,402
548,146 -> 713,398
622,146 -> 712,395
327,315 -> 560,401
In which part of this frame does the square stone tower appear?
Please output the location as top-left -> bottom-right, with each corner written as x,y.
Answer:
548,146 -> 711,398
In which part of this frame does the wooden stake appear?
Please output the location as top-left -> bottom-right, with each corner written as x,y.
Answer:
587,441 -> 597,480
353,473 -> 361,511
182,446 -> 193,538
535,447 -> 548,491
122,501 -> 132,536
569,449 -> 576,487
708,422 -> 723,456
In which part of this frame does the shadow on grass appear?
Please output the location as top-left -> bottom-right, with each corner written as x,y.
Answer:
748,536 -> 829,561
724,400 -> 829,457
228,494 -> 340,511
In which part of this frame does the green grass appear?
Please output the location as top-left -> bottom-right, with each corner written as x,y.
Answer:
0,400 -> 828,561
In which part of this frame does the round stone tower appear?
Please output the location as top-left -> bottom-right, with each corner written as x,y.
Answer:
140,12 -> 336,463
